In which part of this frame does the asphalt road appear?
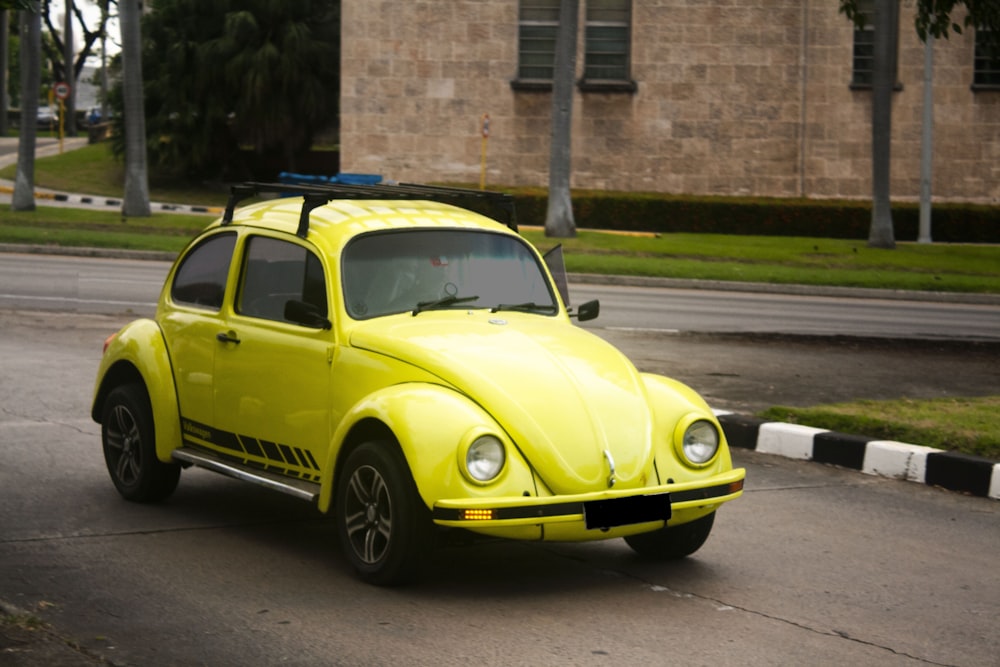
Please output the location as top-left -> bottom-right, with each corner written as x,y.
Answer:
1,307 -> 998,666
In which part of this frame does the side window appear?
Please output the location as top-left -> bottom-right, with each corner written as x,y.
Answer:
238,236 -> 328,325
171,233 -> 237,310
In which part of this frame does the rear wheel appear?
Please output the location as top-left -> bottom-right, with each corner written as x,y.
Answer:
625,512 -> 715,560
335,442 -> 432,586
101,383 -> 180,502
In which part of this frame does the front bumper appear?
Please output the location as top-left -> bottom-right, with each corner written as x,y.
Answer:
432,468 -> 745,531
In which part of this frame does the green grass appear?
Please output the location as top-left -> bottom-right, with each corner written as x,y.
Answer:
759,397 -> 1000,460
0,142 -> 230,206
3,142 -> 999,462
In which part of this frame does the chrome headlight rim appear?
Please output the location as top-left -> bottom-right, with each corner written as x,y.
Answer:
674,416 -> 721,468
461,433 -> 507,484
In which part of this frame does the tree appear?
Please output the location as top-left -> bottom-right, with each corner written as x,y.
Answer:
544,0 -> 578,238
840,0 -> 1000,249
39,0 -> 109,137
114,0 -> 339,181
1,11 -> 8,135
12,2 -> 40,212
119,0 -> 150,217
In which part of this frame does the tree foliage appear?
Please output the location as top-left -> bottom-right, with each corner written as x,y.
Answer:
111,0 -> 339,180
840,0 -> 1000,42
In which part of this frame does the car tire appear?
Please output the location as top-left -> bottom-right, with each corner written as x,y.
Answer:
335,441 -> 432,586
624,512 -> 716,560
101,383 -> 181,502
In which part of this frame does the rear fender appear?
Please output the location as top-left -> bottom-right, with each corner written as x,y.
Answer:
91,319 -> 181,464
318,383 -> 536,514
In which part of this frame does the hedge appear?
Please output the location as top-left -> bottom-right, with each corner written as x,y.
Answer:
504,189 -> 1000,243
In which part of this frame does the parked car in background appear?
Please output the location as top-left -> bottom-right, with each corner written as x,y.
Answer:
91,181 -> 745,585
36,106 -> 56,127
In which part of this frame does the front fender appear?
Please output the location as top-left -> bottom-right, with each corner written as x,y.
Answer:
641,372 -> 736,479
91,318 -> 181,464
318,383 -> 537,514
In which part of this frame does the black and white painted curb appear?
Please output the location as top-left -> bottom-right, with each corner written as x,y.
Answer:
0,184 -> 223,216
717,413 -> 1000,500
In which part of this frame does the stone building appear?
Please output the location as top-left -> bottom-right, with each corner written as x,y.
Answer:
339,1 -> 1000,204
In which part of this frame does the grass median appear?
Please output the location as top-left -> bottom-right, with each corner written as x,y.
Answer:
2,143 -> 998,461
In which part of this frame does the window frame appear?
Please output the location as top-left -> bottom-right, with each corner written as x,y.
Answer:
848,0 -> 901,91
511,0 -> 636,94
236,234 -> 329,326
973,28 -> 1000,91
512,0 -> 561,90
579,0 -> 637,93
170,232 -> 237,311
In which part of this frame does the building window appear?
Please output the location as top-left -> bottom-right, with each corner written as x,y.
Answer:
516,0 -> 560,84
513,0 -> 635,93
850,0 -> 876,87
580,0 -> 635,90
973,29 -> 1000,89
849,0 -> 899,90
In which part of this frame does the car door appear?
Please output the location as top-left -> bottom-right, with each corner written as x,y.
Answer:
211,234 -> 333,482
160,231 -> 238,430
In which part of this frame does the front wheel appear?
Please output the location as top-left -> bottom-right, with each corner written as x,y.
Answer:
101,383 -> 180,502
625,512 -> 716,560
335,442 -> 432,586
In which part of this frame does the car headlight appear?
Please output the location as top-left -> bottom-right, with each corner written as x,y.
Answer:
465,435 -> 506,483
680,420 -> 720,466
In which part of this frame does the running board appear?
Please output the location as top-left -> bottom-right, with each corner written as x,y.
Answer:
172,448 -> 321,503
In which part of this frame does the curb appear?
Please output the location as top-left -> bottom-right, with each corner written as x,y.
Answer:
717,413 -> 1000,500
0,183 -> 223,217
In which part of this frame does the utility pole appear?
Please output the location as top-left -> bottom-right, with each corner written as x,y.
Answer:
918,35 -> 933,244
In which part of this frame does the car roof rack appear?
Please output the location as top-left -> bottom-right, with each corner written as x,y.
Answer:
222,181 -> 518,238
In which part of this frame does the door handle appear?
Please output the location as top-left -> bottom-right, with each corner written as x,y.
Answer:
216,331 -> 241,344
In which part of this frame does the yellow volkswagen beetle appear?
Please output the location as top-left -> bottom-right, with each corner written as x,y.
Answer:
92,182 -> 744,585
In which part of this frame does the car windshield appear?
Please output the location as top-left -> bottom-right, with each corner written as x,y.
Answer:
342,229 -> 557,319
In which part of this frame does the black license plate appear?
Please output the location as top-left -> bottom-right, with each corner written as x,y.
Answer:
584,493 -> 671,529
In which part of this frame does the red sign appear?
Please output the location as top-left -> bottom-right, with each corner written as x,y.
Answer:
54,82 -> 71,100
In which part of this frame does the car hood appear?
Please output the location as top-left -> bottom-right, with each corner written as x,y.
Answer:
350,313 -> 655,494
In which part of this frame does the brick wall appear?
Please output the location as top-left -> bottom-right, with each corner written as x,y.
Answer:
340,1 -> 1000,204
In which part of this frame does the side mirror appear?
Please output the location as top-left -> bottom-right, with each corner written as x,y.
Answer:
572,299 -> 600,322
284,300 -> 332,329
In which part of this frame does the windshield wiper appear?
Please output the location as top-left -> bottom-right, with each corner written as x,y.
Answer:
490,302 -> 558,314
412,294 -> 479,315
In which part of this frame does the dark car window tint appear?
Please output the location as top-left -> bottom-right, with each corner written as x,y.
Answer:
238,236 -> 328,324
171,233 -> 236,310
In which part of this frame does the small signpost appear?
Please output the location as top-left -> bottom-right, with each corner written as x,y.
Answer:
480,113 -> 490,190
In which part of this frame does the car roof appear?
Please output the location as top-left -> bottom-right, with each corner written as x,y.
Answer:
220,196 -> 516,249
216,181 -> 519,247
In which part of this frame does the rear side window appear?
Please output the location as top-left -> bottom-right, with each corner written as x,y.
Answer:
171,233 -> 237,310
238,236 -> 328,324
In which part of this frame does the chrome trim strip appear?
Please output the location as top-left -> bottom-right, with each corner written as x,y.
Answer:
172,448 -> 320,503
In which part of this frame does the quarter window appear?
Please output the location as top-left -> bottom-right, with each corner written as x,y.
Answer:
171,233 -> 236,310
238,236 -> 328,325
